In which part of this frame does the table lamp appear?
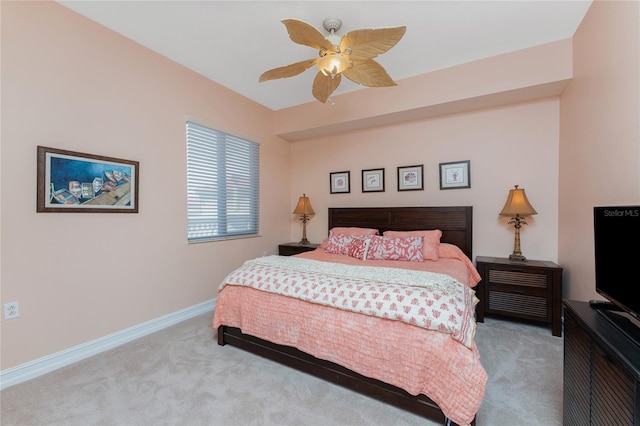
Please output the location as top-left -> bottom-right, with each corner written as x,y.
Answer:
499,185 -> 537,261
293,194 -> 315,245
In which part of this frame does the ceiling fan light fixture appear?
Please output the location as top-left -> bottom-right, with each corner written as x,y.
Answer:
259,18 -> 406,103
317,53 -> 349,78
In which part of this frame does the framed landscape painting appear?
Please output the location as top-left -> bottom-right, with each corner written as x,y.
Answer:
37,146 -> 139,213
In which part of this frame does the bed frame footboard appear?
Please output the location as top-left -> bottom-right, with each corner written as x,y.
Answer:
217,325 -> 475,426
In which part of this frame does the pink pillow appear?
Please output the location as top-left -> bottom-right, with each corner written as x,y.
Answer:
383,229 -> 442,260
319,237 -> 330,249
439,243 -> 482,287
324,233 -> 354,254
347,236 -> 371,260
367,235 -> 424,262
330,227 -> 378,236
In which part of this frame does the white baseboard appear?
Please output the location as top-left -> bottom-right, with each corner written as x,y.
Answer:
0,299 -> 215,390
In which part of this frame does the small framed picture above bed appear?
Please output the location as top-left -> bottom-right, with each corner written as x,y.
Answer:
329,171 -> 350,194
397,165 -> 424,191
439,160 -> 470,190
362,168 -> 385,193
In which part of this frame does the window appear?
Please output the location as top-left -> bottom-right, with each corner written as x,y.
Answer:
186,120 -> 259,242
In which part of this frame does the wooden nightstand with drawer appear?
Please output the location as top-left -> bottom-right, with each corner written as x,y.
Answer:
475,256 -> 563,336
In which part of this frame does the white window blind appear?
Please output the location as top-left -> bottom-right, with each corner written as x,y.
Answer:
186,121 -> 259,242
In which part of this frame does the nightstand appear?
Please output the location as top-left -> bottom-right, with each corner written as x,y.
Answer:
278,242 -> 321,256
476,256 -> 563,336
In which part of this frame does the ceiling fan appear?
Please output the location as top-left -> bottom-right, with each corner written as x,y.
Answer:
259,18 -> 406,104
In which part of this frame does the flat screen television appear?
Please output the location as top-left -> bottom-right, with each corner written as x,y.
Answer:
593,205 -> 640,345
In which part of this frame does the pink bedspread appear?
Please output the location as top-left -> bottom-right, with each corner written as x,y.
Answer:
219,255 -> 478,347
297,242 -> 481,288
212,247 -> 487,425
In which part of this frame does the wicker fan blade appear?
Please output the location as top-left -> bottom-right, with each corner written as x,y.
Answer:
282,19 -> 336,52
342,60 -> 397,87
259,58 -> 318,82
340,26 -> 406,61
312,72 -> 342,103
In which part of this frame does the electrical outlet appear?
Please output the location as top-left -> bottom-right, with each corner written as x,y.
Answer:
4,302 -> 19,320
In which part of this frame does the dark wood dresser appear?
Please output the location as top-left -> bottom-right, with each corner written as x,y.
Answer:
563,300 -> 640,425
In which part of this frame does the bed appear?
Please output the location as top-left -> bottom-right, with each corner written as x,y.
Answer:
213,206 -> 486,426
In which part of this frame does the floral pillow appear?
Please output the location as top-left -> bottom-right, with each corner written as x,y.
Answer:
367,235 -> 424,262
347,236 -> 372,260
321,227 -> 379,249
383,229 -> 442,260
324,233 -> 354,255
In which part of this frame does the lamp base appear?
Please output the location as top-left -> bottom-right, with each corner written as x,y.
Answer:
298,216 -> 311,245
508,217 -> 528,261
509,253 -> 528,261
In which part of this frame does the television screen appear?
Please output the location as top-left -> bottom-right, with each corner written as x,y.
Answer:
594,206 -> 640,320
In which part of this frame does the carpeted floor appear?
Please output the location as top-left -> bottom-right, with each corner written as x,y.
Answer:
0,313 -> 563,425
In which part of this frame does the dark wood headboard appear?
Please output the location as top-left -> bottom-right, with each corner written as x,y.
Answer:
328,206 -> 473,259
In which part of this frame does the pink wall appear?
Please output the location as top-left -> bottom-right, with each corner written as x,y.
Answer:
2,0 -> 637,374
0,1 -> 291,369
289,98 -> 560,263
282,40 -> 576,261
284,41 -> 573,260
275,39 -> 573,141
559,0 -> 640,301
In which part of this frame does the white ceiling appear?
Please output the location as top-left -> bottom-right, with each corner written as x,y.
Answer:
57,1 -> 592,111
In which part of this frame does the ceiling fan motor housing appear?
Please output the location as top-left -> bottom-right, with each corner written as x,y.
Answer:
322,17 -> 342,34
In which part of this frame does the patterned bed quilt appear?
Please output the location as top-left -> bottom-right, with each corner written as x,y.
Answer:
218,255 -> 478,348
213,250 -> 487,426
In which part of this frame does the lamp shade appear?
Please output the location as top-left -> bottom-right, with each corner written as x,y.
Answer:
317,53 -> 349,78
499,185 -> 537,216
293,194 -> 315,215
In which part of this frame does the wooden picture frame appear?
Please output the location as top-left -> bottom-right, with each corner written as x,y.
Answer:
397,165 -> 424,191
37,146 -> 139,213
362,168 -> 385,193
439,160 -> 470,190
330,171 -> 350,194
